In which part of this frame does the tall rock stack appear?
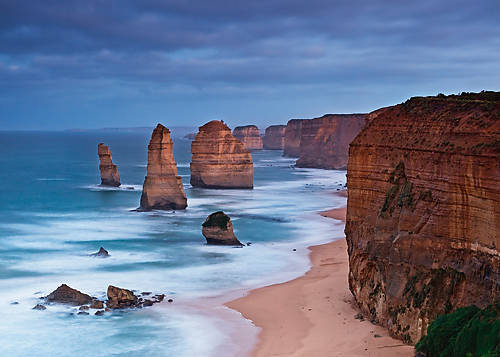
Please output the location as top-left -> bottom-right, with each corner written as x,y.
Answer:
190,120 -> 253,189
139,124 -> 187,210
263,125 -> 286,150
345,92 -> 500,344
283,119 -> 306,157
232,125 -> 263,150
98,143 -> 121,187
295,114 -> 367,169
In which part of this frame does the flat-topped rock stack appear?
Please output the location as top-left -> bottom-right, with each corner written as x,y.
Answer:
98,143 -> 120,187
283,119 -> 306,157
190,120 -> 253,189
232,125 -> 263,150
263,125 -> 286,150
295,114 -> 367,169
139,124 -> 187,210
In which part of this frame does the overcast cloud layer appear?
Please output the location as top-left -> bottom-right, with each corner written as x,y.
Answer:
0,0 -> 499,130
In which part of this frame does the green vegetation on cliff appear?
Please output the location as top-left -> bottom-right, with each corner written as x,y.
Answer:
416,304 -> 500,357
202,211 -> 230,229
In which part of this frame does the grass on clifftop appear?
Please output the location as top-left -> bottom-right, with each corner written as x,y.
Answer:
416,304 -> 500,357
202,211 -> 230,229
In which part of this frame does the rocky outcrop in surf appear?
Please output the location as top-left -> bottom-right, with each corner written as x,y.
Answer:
46,284 -> 93,306
232,125 -> 263,150
283,119 -> 306,157
345,91 -> 500,344
202,211 -> 242,246
139,124 -> 187,210
190,120 -> 253,189
263,125 -> 286,150
295,114 -> 367,169
98,143 -> 120,187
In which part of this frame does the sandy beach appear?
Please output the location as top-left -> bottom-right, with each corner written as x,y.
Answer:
226,206 -> 414,356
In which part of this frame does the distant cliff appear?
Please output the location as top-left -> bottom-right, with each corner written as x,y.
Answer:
345,91 -> 500,344
263,125 -> 286,150
283,119 -> 306,157
296,114 -> 367,169
233,125 -> 263,150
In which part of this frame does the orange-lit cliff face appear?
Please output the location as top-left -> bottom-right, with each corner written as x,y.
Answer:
296,114 -> 367,169
345,92 -> 500,344
233,125 -> 263,150
98,143 -> 121,187
263,125 -> 286,150
190,120 -> 254,189
283,119 -> 306,157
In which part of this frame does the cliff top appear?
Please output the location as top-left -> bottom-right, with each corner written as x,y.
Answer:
266,125 -> 286,129
234,125 -> 259,130
355,91 -> 500,155
199,120 -> 230,133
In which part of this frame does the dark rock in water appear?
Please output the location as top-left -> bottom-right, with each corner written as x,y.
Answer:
142,300 -> 154,307
33,304 -> 46,310
141,292 -> 152,296
105,308 -> 111,312
79,305 -> 89,311
77,311 -> 89,315
46,284 -> 92,306
126,186 -> 134,190
246,242 -> 252,246
10,301 -> 19,305
90,299 -> 104,309
95,310 -> 105,316
90,247 -> 109,258
292,249 -> 296,252
167,299 -> 173,303
202,211 -> 243,246
154,294 -> 165,302
106,285 -> 138,309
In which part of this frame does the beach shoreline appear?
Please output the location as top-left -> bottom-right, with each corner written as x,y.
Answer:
226,204 -> 414,356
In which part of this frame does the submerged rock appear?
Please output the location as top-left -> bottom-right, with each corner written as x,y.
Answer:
202,211 -> 243,246
106,285 -> 138,309
46,284 -> 92,306
90,247 -> 109,258
33,304 -> 46,310
139,124 -> 187,211
98,143 -> 121,187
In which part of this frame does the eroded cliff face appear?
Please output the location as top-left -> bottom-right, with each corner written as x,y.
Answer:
263,125 -> 286,150
345,92 -> 500,344
283,119 -> 306,157
296,114 -> 367,169
98,143 -> 120,187
233,125 -> 263,150
139,124 -> 187,210
190,120 -> 253,189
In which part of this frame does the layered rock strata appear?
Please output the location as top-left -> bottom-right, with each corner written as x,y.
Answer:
283,119 -> 306,157
263,125 -> 286,150
345,91 -> 500,344
232,125 -> 263,150
140,124 -> 187,210
98,143 -> 120,186
202,211 -> 242,246
190,121 -> 253,189
295,114 -> 367,169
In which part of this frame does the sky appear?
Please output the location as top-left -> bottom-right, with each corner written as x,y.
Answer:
0,0 -> 499,130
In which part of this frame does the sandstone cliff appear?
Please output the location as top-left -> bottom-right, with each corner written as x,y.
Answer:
263,125 -> 286,150
139,124 -> 187,210
98,143 -> 120,186
296,114 -> 367,169
283,119 -> 306,157
190,120 -> 253,189
233,125 -> 263,150
345,91 -> 500,344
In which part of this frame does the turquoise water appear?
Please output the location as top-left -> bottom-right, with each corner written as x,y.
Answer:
0,131 -> 346,356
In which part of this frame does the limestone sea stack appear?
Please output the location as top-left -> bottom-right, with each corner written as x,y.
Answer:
139,124 -> 187,210
283,119 -> 306,157
263,125 -> 286,150
202,211 -> 242,246
98,143 -> 120,187
232,125 -> 263,150
345,91 -> 500,344
295,114 -> 367,169
190,120 -> 253,189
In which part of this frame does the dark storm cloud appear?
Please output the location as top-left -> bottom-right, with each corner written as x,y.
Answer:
0,0 -> 499,129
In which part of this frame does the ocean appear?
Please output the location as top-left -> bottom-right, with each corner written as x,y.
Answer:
0,131 -> 346,356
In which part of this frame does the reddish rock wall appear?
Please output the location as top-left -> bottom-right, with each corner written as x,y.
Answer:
296,114 -> 367,169
283,119 -> 306,157
190,120 -> 253,189
140,124 -> 187,210
263,125 -> 286,150
345,92 -> 500,344
98,143 -> 120,187
233,125 -> 263,150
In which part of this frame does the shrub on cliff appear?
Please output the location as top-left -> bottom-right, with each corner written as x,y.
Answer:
202,211 -> 230,229
416,304 -> 500,357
